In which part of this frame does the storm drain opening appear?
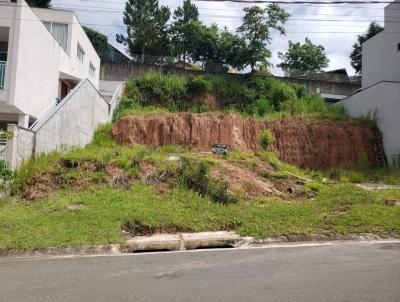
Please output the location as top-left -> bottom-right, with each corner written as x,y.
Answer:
194,244 -> 235,250
132,249 -> 172,253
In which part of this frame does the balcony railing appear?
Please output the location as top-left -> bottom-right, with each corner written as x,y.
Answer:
0,61 -> 5,89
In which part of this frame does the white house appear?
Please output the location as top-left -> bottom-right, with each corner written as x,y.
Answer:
339,0 -> 400,164
0,0 -> 100,129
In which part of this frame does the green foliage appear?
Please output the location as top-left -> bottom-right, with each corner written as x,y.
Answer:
186,75 -> 211,96
278,38 -> 329,73
355,109 -> 379,127
134,72 -> 187,105
392,153 -> 400,170
0,160 -> 12,181
118,72 -> 349,120
237,5 -> 289,71
116,0 -> 171,57
350,22 -> 383,74
179,159 -> 238,205
170,0 -> 200,62
259,129 -> 275,150
83,26 -> 108,55
356,153 -> 369,170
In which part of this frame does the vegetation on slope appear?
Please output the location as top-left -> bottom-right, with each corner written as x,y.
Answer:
0,125 -> 399,251
113,72 -> 348,121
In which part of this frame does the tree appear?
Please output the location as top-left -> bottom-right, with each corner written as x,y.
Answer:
278,38 -> 329,74
25,0 -> 51,8
350,22 -> 383,74
171,0 -> 200,63
116,0 -> 171,59
83,26 -> 108,55
237,5 -> 289,72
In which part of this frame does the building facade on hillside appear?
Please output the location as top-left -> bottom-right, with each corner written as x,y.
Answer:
339,0 -> 400,164
0,0 -> 100,129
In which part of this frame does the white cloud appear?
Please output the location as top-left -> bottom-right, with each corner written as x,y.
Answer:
52,0 -> 387,75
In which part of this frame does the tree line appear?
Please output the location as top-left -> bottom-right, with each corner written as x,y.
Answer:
26,0 -> 384,75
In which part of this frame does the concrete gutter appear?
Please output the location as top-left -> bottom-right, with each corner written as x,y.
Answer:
1,232 -> 399,258
121,232 -> 241,253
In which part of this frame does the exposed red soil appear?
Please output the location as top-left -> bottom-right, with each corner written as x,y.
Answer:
111,112 -> 378,169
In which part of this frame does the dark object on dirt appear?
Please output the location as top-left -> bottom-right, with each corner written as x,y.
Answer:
385,199 -> 400,206
212,144 -> 228,155
61,158 -> 79,169
287,187 -> 294,194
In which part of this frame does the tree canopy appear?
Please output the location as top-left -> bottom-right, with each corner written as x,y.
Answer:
25,0 -> 51,8
237,5 -> 289,72
83,26 -> 108,56
116,0 -> 171,57
117,1 -> 291,73
170,0 -> 200,62
350,22 -> 383,74
278,38 -> 329,74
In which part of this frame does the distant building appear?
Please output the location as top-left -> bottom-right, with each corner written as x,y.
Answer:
339,0 -> 400,164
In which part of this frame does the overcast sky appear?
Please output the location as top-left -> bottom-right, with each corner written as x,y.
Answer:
51,0 -> 388,75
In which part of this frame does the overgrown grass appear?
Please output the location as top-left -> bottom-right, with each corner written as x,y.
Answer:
3,122 -> 400,251
114,72 -> 350,121
1,183 -> 399,251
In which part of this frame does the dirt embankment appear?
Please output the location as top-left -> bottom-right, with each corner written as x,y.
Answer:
111,112 -> 378,169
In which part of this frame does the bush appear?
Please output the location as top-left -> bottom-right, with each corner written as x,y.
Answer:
113,95 -> 138,122
254,98 -> 273,117
179,159 -> 238,205
186,76 -> 211,96
259,129 -> 275,150
0,160 -> 12,181
134,72 -> 187,105
391,153 -> 400,170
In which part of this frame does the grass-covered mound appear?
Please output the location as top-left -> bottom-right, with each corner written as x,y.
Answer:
113,71 -> 347,121
1,125 -> 399,251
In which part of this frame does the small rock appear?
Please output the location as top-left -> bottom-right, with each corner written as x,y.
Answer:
167,156 -> 181,161
385,199 -> 400,206
67,204 -> 87,210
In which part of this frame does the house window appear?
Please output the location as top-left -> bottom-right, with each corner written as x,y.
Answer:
77,44 -> 85,63
398,43 -> 400,51
89,62 -> 96,78
43,22 -> 68,51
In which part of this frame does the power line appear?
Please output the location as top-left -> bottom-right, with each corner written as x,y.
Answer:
195,0 -> 395,3
0,16 -> 396,34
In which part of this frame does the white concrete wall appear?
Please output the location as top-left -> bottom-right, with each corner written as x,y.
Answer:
33,8 -> 100,89
5,124 -> 35,170
362,2 -> 400,88
339,81 -> 400,163
33,79 -> 110,154
9,1 -> 62,119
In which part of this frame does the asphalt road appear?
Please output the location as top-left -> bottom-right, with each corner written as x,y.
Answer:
0,241 -> 399,302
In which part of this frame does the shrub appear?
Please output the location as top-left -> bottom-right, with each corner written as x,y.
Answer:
347,171 -> 365,183
113,95 -> 138,122
391,153 -> 400,170
134,72 -> 187,105
0,160 -> 11,179
259,129 -> 275,150
186,76 -> 211,96
179,159 -> 238,205
254,98 -> 273,116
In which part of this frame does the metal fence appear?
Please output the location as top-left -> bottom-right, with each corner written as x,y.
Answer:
283,69 -> 361,84
101,53 -> 234,74
0,61 -> 6,89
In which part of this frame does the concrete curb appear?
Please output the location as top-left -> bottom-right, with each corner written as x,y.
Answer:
1,232 -> 399,258
121,232 -> 241,253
